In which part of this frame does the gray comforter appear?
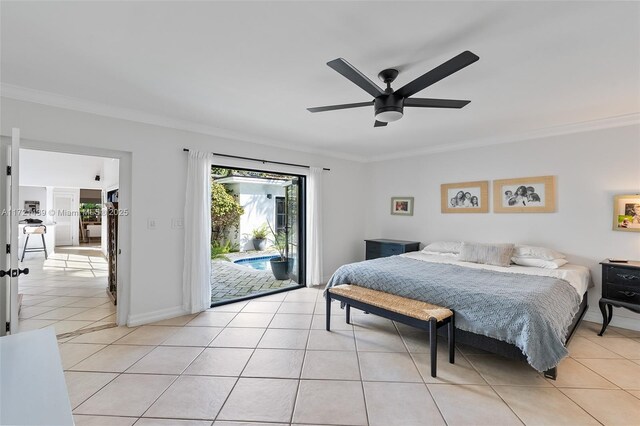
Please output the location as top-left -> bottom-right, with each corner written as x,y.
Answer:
325,256 -> 581,372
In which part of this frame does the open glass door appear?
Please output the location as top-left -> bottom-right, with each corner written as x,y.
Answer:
0,128 -> 28,336
210,166 -> 305,305
285,180 -> 300,283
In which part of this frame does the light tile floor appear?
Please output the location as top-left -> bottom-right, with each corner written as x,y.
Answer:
56,285 -> 640,426
17,246 -> 116,336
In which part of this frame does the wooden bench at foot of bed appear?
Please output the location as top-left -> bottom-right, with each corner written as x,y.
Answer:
326,284 -> 455,377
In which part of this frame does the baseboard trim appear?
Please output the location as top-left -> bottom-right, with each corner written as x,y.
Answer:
127,305 -> 189,327
583,309 -> 640,332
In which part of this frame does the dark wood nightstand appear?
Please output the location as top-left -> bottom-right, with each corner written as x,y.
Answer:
365,239 -> 420,260
598,260 -> 640,335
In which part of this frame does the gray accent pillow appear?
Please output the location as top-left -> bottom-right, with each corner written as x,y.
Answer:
459,242 -> 515,267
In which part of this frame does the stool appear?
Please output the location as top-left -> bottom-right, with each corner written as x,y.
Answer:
21,225 -> 48,262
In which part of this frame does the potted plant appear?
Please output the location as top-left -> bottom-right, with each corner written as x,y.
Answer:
267,221 -> 290,280
251,224 -> 268,251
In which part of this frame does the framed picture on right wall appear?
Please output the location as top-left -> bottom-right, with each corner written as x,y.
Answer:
613,194 -> 640,232
493,175 -> 556,213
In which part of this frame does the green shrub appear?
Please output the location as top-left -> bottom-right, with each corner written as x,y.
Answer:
251,224 -> 269,239
211,180 -> 244,244
211,240 -> 234,261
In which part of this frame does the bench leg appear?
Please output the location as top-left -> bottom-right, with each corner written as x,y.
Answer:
326,293 -> 331,331
346,304 -> 351,324
429,318 -> 437,378
448,312 -> 455,364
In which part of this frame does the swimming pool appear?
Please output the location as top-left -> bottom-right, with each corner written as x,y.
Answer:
234,255 -> 280,271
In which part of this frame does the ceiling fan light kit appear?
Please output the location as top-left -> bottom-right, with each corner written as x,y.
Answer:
374,88 -> 404,123
307,51 -> 479,127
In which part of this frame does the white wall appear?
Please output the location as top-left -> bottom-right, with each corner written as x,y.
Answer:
102,157 -> 119,190
1,98 -> 367,325
101,158 -> 120,256
365,125 -> 640,330
228,182 -> 286,251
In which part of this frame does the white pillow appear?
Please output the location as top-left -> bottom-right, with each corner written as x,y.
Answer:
512,256 -> 568,269
513,245 -> 565,260
422,241 -> 462,254
459,242 -> 514,267
421,251 -> 459,258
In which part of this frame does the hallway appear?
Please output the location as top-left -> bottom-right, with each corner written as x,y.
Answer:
17,246 -> 116,336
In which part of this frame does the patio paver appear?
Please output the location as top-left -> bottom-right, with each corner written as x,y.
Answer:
211,251 -> 297,304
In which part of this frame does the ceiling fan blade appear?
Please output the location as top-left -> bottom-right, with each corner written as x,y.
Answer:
395,51 -> 479,98
307,101 -> 372,113
404,98 -> 471,109
327,58 -> 385,98
374,120 -> 388,127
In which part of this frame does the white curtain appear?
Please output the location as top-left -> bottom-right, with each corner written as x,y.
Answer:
306,166 -> 323,286
183,151 -> 213,313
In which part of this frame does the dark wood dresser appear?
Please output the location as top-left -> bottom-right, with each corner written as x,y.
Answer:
598,260 -> 640,335
365,239 -> 420,260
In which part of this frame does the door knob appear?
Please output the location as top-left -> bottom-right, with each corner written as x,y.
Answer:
0,268 -> 29,278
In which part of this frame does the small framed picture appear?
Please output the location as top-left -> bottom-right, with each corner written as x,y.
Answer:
493,176 -> 556,213
24,200 -> 40,214
441,181 -> 489,213
391,196 -> 414,216
613,194 -> 640,232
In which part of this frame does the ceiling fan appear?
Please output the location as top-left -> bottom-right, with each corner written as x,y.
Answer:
307,51 -> 479,127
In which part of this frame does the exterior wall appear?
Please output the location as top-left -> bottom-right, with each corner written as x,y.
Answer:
221,182 -> 286,251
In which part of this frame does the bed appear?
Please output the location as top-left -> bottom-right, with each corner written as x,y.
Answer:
325,250 -> 591,379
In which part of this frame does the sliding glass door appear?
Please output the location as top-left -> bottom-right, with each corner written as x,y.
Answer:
210,166 -> 305,306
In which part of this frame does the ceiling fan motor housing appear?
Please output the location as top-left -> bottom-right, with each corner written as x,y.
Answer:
374,94 -> 404,122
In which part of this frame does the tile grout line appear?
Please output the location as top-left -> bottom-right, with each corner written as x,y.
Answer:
396,322 -> 449,426
62,289 -> 640,425
211,305 -> 269,424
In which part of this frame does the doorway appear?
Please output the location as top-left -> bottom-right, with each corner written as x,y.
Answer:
1,131 -> 130,336
17,150 -> 119,335
210,166 -> 306,305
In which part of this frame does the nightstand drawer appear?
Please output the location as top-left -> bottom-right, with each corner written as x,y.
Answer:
606,267 -> 640,287
366,248 -> 381,258
605,284 -> 640,304
381,245 -> 403,256
365,239 -> 420,260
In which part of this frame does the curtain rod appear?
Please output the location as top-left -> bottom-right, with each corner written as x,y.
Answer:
182,148 -> 330,171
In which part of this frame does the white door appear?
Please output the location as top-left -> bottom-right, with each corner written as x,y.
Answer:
1,129 -> 28,335
54,192 -> 75,246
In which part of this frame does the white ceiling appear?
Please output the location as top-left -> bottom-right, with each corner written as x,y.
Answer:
1,1 -> 639,161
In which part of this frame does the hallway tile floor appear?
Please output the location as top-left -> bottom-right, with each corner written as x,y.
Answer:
17,246 -> 115,336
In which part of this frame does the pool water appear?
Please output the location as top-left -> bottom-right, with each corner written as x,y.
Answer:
234,255 -> 281,271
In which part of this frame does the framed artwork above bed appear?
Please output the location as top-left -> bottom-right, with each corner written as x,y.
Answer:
493,175 -> 556,213
613,194 -> 640,232
441,181 -> 489,213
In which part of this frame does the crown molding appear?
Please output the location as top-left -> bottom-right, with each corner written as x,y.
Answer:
367,112 -> 640,162
3,83 -> 637,164
0,83 -> 365,163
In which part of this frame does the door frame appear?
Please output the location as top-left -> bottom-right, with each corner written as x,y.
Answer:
210,164 -> 307,307
0,130 -> 21,335
2,136 -> 132,326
